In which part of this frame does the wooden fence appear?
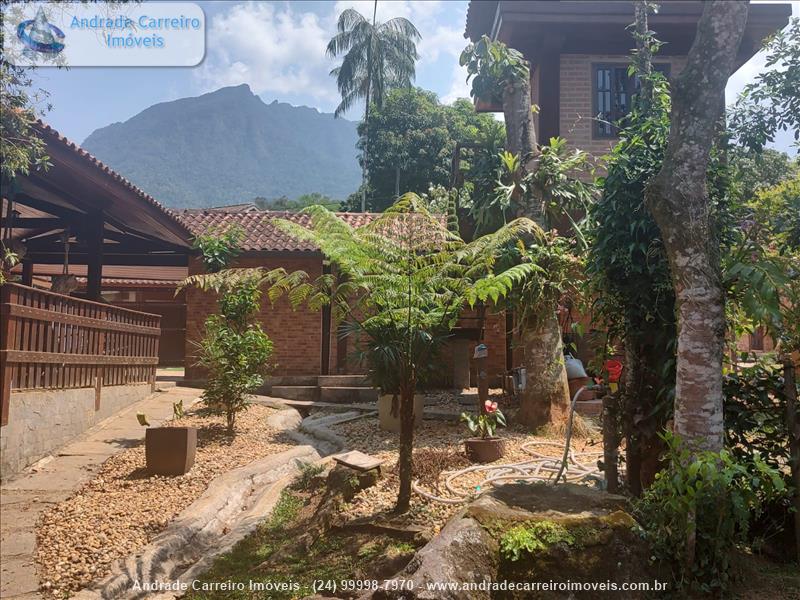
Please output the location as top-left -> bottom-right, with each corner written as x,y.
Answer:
0,283 -> 161,425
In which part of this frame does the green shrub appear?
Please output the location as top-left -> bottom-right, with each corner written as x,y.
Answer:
724,359 -> 795,549
636,432 -> 785,594
190,228 -> 273,434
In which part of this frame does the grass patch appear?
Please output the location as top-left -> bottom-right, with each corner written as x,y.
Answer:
188,488 -> 417,599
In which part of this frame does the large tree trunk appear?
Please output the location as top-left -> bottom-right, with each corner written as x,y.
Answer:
516,312 -> 571,427
503,71 -> 571,429
645,1 -> 749,452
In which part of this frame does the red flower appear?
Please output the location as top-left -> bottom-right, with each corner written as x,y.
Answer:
485,400 -> 498,413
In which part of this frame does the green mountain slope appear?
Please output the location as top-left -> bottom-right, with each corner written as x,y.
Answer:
81,84 -> 360,208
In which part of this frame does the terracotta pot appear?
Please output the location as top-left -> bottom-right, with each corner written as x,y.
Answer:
378,394 -> 424,433
465,437 -> 505,463
145,427 -> 197,476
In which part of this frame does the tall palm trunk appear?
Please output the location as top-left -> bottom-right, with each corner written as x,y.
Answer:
360,0 -> 378,213
503,75 -> 571,429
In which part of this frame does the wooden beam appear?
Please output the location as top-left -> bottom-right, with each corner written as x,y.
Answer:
538,34 -> 563,144
9,218 -> 64,229
86,212 -> 104,300
24,252 -> 188,267
2,350 -> 158,366
5,303 -> 160,335
12,193 -> 85,219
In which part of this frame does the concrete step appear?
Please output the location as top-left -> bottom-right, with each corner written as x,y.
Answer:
575,399 -> 602,418
319,386 -> 379,404
271,385 -> 320,402
155,381 -> 177,391
317,374 -> 368,387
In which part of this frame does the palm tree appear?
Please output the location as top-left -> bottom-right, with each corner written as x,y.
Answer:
326,4 -> 420,211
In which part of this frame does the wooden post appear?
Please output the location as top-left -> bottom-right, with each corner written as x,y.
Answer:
784,357 -> 800,564
151,317 -> 160,392
602,393 -> 619,493
86,212 -> 104,300
1,285 -> 16,426
475,344 -> 489,413
21,260 -> 33,286
320,262 -> 332,376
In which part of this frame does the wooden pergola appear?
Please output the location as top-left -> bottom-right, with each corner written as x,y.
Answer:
2,121 -> 192,299
1,121 -> 193,426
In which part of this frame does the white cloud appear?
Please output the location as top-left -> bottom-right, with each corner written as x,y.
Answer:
441,63 -> 471,104
418,24 -> 465,64
195,1 -> 476,112
332,1 -> 445,29
195,3 -> 338,103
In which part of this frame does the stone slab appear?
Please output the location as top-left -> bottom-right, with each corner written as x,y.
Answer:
333,450 -> 384,472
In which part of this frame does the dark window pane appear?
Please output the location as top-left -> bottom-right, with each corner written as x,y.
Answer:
593,63 -> 671,138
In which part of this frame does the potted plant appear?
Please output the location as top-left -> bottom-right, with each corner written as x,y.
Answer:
137,404 -> 197,476
378,392 -> 424,434
461,400 -> 507,463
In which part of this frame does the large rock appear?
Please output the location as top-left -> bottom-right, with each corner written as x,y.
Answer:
372,483 -> 653,600
371,510 -> 499,600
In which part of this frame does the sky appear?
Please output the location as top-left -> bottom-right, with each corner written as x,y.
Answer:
26,0 -> 799,153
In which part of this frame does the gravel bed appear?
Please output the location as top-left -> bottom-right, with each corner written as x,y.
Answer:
332,413 -> 602,535
35,405 -> 297,598
423,387 -> 516,413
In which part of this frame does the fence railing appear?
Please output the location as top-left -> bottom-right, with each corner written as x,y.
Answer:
1,283 -> 161,425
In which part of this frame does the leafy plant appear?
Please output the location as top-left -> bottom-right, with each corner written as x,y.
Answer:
265,195 -> 554,512
184,233 -> 273,434
488,139 -> 596,246
191,225 -> 243,274
461,400 -> 507,439
636,432 -> 786,594
196,278 -> 273,434
729,17 -> 800,153
459,36 -> 529,106
0,244 -> 19,285
499,521 -> 575,561
293,460 -> 326,490
724,359 -> 795,547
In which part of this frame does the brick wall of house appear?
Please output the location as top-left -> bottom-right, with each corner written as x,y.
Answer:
184,255 -> 324,380
558,54 -> 688,162
185,253 -> 512,385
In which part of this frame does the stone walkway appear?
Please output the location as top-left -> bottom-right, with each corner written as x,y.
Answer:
0,384 -> 201,599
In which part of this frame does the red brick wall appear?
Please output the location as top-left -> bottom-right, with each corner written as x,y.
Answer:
185,254 -> 513,384
435,309 -> 509,388
184,255 -> 324,379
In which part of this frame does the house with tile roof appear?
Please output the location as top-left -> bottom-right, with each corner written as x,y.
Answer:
463,0 -> 790,358
178,206 -> 510,391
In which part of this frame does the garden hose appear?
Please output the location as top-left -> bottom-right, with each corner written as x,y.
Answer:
412,387 -> 606,505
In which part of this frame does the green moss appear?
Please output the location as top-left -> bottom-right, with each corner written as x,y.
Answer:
499,521 -> 576,561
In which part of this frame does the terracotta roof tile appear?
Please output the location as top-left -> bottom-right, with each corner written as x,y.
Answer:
176,208 -> 380,253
